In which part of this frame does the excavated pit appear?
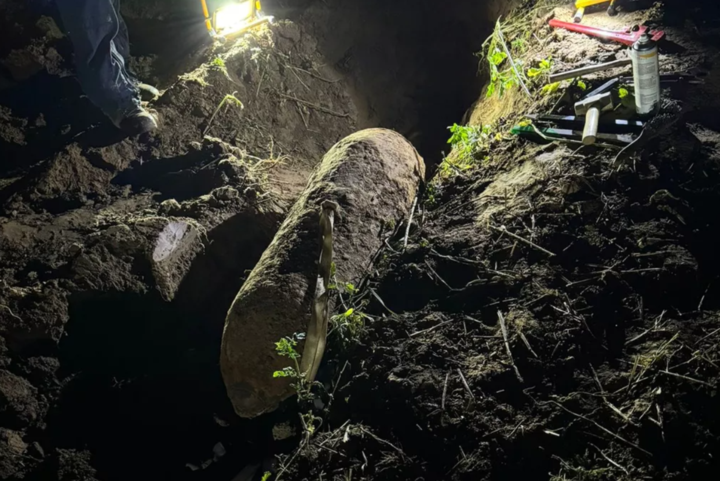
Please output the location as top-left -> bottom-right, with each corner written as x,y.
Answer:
0,0 -> 511,479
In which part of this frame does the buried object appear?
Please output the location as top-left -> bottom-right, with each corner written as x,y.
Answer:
220,128 -> 425,418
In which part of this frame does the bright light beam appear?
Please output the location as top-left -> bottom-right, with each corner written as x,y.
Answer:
215,1 -> 255,34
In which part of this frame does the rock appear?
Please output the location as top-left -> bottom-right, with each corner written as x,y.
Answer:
212,442 -> 226,459
57,449 -> 98,481
272,422 -> 295,440
0,106 -> 27,145
0,370 -> 39,427
0,428 -> 27,454
36,16 -> 63,40
71,218 -> 204,301
29,441 -> 45,459
0,428 -> 28,479
221,128 -> 425,418
158,199 -> 181,216
143,219 -> 204,301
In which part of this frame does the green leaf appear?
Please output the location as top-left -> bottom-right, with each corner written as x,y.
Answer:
486,82 -> 496,98
577,80 -> 587,91
619,87 -> 629,99
539,58 -> 552,69
261,472 -> 272,481
343,308 -> 355,318
542,82 -> 561,95
527,67 -> 542,78
345,283 -> 356,293
490,50 -> 507,66
273,367 -> 296,378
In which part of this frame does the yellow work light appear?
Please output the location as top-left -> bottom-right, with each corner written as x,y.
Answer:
573,0 -> 618,22
201,0 -> 271,40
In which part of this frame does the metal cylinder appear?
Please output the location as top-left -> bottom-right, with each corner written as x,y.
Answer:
631,33 -> 661,116
221,129 -> 425,418
582,107 -> 600,145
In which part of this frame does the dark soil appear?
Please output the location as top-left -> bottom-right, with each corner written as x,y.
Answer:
3,0 -> 720,481
0,1 -> 358,479
276,2 -> 720,481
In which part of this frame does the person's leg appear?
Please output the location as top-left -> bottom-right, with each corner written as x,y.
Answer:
111,0 -> 132,67
55,0 -> 143,128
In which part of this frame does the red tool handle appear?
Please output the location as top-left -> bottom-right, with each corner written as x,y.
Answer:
549,18 -> 646,46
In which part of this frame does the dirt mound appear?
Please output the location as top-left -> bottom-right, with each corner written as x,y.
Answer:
0,16 -> 356,481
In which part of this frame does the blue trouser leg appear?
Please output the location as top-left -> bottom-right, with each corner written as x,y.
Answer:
55,0 -> 140,126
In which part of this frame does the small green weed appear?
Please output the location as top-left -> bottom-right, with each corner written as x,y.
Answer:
448,123 -> 492,157
272,332 -> 303,380
383,218 -> 396,231
480,19 -> 531,98
439,123 -> 493,176
542,82 -> 561,95
261,472 -> 271,481
424,180 -> 443,208
330,308 -> 367,343
527,57 -> 552,80
211,56 -> 226,70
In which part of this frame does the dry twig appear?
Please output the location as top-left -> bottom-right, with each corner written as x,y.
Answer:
403,196 -> 418,250
442,371 -> 450,410
491,225 -> 556,257
550,400 -> 651,456
498,310 -> 524,383
457,368 -> 476,401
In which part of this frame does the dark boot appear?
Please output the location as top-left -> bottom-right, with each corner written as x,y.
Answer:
119,108 -> 158,136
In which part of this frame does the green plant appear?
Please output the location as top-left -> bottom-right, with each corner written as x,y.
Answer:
448,123 -> 492,157
479,19 -> 531,98
439,123 -> 494,176
211,56 -> 226,70
261,472 -> 271,481
330,308 -> 367,343
542,82 -> 561,95
424,180 -> 440,208
272,332 -> 304,380
202,92 -> 244,136
527,57 -> 552,80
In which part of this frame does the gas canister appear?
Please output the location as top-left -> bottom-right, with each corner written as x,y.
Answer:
631,32 -> 661,116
